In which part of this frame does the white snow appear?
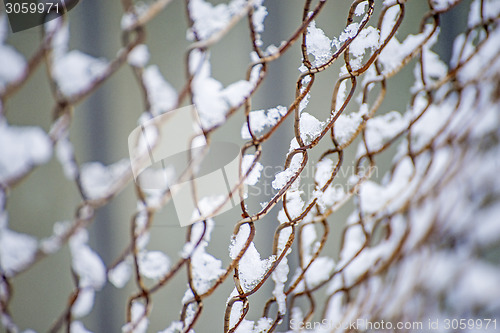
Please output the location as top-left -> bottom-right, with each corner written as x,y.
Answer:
292,256 -> 335,293
0,213 -> 38,276
299,112 -> 324,142
315,158 -> 333,188
72,287 -> 95,318
379,25 -> 434,75
52,51 -> 108,97
189,50 -> 228,128
241,105 -> 287,139
187,0 -> 231,41
49,20 -> 69,60
0,42 -> 26,93
334,103 -> 368,146
359,157 -> 414,214
182,219 -> 224,294
380,5 -> 400,42
122,302 -> 148,333
69,229 -> 106,290
431,0 -> 459,12
79,159 -> 130,199
271,257 -> 289,315
108,260 -> 132,288
0,122 -> 53,183
349,26 -> 380,59
229,224 -> 275,291
468,0 -> 500,27
252,2 -> 268,34
128,44 -> 150,67
138,250 -> 170,280
358,110 -> 406,155
221,80 -> 253,107
306,21 -> 332,67
158,321 -> 183,333
1,16 -> 26,91
337,23 -> 360,47
56,135 -> 78,180
241,155 -> 263,185
355,1 -> 368,16
143,65 -> 177,115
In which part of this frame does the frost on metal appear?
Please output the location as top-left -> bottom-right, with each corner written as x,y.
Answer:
1,0 -> 500,332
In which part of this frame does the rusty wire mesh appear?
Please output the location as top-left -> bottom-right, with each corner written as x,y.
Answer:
1,0 -> 500,332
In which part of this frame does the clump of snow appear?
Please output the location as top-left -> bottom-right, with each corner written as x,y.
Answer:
380,5 -> 400,41
252,1 -> 268,34
354,1 -> 368,16
349,26 -> 380,60
108,260 -> 132,288
306,21 -> 332,67
138,250 -> 170,280
39,220 -> 71,254
468,0 -> 500,27
0,40 -> 26,93
334,104 -> 368,146
241,155 -> 263,185
0,122 -> 53,184
357,110 -> 406,155
229,224 -> 275,292
272,168 -> 295,191
69,228 -> 106,290
359,157 -> 414,215
241,105 -> 287,139
79,159 -> 130,199
128,44 -> 150,67
272,139 -> 305,192
299,112 -> 324,143
190,49 -> 255,128
271,215 -> 295,315
431,0 -> 460,11
379,25 -> 435,75
410,101 -> 453,151
182,219 -> 224,295
69,228 -> 106,319
143,65 -> 177,115
122,302 -> 149,333
335,22 -> 360,49
226,291 -> 254,332
120,3 -> 148,30
315,158 -> 333,188
158,321 -> 183,333
318,185 -> 345,210
411,32 -> 447,92
52,51 -> 108,97
56,135 -> 78,180
72,287 -> 95,318
187,0 -> 231,41
0,213 -> 38,276
272,257 -> 289,315
221,80 -> 253,107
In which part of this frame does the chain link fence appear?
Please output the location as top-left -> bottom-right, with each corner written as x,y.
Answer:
1,0 -> 500,332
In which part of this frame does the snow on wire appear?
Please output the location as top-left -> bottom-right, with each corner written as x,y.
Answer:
1,0 -> 500,332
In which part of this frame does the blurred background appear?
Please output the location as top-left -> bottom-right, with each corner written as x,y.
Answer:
2,0 -> 468,332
